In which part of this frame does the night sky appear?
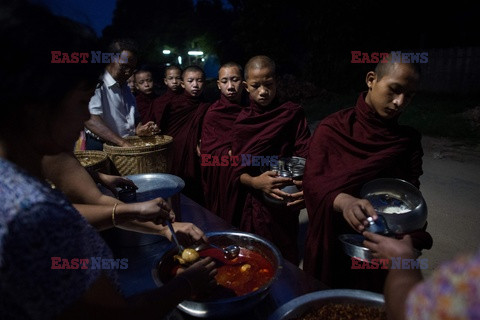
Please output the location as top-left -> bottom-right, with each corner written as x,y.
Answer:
33,0 -> 117,36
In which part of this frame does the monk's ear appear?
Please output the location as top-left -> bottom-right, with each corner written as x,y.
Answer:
366,71 -> 377,90
181,81 -> 186,89
243,80 -> 249,93
217,80 -> 221,90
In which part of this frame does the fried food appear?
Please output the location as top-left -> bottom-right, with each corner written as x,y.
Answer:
174,248 -> 200,265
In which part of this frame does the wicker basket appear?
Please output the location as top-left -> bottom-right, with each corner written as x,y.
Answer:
74,150 -> 110,174
103,135 -> 173,176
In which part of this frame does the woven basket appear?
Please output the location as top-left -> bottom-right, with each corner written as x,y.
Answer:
103,135 -> 173,176
74,150 -> 110,174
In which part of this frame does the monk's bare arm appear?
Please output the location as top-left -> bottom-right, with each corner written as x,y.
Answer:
85,114 -> 131,147
333,193 -> 378,232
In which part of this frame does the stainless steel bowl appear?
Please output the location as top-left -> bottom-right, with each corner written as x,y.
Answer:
153,231 -> 284,318
268,289 -> 385,320
338,234 -> 374,261
360,178 -> 428,234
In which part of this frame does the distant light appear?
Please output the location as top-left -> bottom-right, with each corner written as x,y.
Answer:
165,63 -> 171,66
178,56 -> 182,65
163,49 -> 171,55
201,58 -> 205,62
188,50 -> 204,56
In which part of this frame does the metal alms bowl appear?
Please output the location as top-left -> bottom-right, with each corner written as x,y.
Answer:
268,289 -> 385,320
360,178 -> 428,234
153,231 -> 284,318
262,156 -> 305,207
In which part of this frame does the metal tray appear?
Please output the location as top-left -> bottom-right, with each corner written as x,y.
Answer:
125,173 -> 185,202
268,289 -> 384,320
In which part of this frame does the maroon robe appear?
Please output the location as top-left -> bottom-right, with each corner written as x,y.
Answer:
302,92 -> 428,292
228,99 -> 311,264
135,92 -> 158,124
152,89 -> 182,128
200,95 -> 246,222
161,92 -> 210,205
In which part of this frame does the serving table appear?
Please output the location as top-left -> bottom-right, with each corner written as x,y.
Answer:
101,194 -> 327,319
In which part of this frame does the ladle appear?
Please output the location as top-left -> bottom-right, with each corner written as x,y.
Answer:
207,243 -> 240,260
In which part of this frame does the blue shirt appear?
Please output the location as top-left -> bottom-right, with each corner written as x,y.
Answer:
0,158 -> 116,319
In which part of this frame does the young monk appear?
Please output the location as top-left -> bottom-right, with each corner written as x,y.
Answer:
152,65 -> 183,127
200,62 -> 248,222
228,56 -> 311,264
134,67 -> 158,124
302,56 -> 433,292
160,65 -> 211,206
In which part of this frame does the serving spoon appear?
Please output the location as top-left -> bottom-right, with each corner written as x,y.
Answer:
166,220 -> 184,254
207,243 -> 240,260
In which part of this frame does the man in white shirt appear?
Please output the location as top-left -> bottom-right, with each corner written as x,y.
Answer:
85,39 -> 158,150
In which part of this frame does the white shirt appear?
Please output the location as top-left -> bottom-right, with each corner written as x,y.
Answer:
88,71 -> 138,137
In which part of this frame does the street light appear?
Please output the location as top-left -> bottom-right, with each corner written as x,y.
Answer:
162,49 -> 171,55
188,50 -> 204,56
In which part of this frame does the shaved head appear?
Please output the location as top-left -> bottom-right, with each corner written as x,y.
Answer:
219,61 -> 243,78
244,55 -> 276,80
375,53 -> 420,81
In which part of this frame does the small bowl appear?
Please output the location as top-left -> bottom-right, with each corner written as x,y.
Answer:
338,234 -> 374,261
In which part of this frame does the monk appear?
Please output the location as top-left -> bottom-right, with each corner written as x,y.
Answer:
228,56 -> 311,264
160,65 -> 210,206
200,62 -> 248,222
152,65 -> 183,127
302,56 -> 432,292
134,67 -> 158,124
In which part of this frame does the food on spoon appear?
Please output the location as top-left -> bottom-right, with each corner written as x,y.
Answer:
182,248 -> 200,263
174,248 -> 200,265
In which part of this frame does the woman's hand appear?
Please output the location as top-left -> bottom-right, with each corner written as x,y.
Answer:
175,257 -> 217,298
163,222 -> 208,246
96,173 -> 137,197
126,198 -> 175,224
333,193 -> 377,232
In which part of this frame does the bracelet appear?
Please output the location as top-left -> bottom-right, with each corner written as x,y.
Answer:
112,203 -> 119,227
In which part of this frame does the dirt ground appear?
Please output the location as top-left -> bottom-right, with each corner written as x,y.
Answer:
297,135 -> 480,278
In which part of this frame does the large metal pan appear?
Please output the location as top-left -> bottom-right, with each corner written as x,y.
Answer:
153,231 -> 284,318
268,289 -> 385,320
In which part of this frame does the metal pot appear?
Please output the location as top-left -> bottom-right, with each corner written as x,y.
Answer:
153,231 -> 284,318
268,289 -> 385,320
360,178 -> 428,234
